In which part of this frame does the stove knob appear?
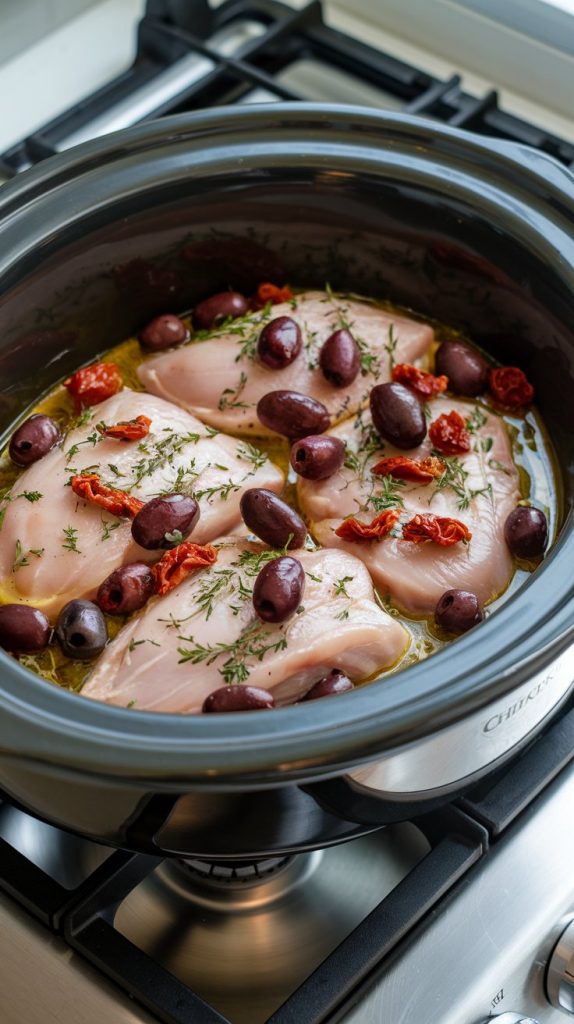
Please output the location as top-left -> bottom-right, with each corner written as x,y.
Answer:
547,919 -> 574,1013
479,1015 -> 540,1023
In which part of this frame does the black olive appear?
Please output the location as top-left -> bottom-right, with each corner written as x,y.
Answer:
369,382 -> 426,449
290,435 -> 346,480
504,506 -> 548,558
240,489 -> 307,550
257,316 -> 302,369
302,670 -> 354,700
252,556 -> 305,624
132,495 -> 200,550
193,291 -> 248,330
139,314 -> 189,351
435,339 -> 489,397
256,390 -> 330,439
319,329 -> 360,387
56,600 -> 107,660
97,563 -> 155,615
203,685 -> 275,712
9,414 -> 61,467
435,589 -> 483,634
0,604 -> 51,654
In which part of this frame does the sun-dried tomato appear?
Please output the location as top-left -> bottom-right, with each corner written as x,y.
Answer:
152,541 -> 217,595
371,455 -> 446,484
251,282 -> 294,310
335,509 -> 401,543
489,366 -> 534,408
64,363 -> 122,412
402,513 -> 472,546
392,363 -> 448,398
71,474 -> 144,519
97,415 -> 152,442
429,410 -> 471,455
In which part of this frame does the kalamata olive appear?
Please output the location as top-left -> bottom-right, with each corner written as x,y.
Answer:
319,329 -> 360,388
240,489 -> 307,549
203,685 -> 275,713
257,390 -> 330,439
435,339 -> 489,397
435,589 -> 484,634
290,435 -> 346,480
193,291 -> 248,330
138,314 -> 188,351
302,669 -> 354,701
9,414 -> 61,467
131,494 -> 200,550
504,506 -> 548,558
0,604 -> 51,654
56,600 -> 107,660
253,556 -> 305,624
257,316 -> 302,370
369,382 -> 426,449
97,563 -> 155,616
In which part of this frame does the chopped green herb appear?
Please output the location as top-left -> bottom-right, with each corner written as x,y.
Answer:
164,528 -> 184,546
333,575 -> 354,599
101,517 -> 121,542
18,491 -> 43,503
384,324 -> 399,372
466,406 -> 488,434
62,525 -> 81,553
218,371 -> 249,411
12,539 -> 43,572
177,620 -> 288,685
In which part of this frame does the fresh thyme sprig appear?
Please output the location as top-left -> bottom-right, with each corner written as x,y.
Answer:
177,620 -> 288,685
384,324 -> 399,373
218,371 -> 250,411
12,539 -> 44,572
62,525 -> 81,553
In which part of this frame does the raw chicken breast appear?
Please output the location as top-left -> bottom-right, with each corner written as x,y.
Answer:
82,539 -> 408,712
297,398 -> 521,614
138,290 -> 434,436
0,392 -> 282,616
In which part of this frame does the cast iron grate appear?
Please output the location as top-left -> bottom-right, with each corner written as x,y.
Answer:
1,0 -> 572,177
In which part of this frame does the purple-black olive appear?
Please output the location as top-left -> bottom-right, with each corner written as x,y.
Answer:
193,291 -> 248,331
9,414 -> 61,467
302,669 -> 354,701
319,329 -> 360,388
0,604 -> 51,654
131,494 -> 200,551
97,563 -> 155,616
252,556 -> 305,624
138,314 -> 189,351
290,435 -> 346,480
257,316 -> 302,370
435,589 -> 484,634
56,599 -> 107,660
435,339 -> 489,397
203,685 -> 275,713
256,390 -> 330,440
504,506 -> 548,558
369,382 -> 426,449
240,489 -> 307,549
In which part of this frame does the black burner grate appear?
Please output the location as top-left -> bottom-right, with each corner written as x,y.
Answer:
1,0 -> 572,177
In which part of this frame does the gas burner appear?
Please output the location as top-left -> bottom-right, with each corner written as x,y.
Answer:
180,854 -> 295,886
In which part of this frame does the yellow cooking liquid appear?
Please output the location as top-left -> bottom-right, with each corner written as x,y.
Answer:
0,296 -> 562,694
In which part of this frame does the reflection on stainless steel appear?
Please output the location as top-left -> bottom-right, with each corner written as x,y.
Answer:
345,763 -> 574,1024
0,802 -> 111,889
546,918 -> 574,1013
115,823 -> 430,1024
346,646 -> 574,796
0,894 -> 156,1024
59,20 -> 265,150
479,1016 -> 541,1023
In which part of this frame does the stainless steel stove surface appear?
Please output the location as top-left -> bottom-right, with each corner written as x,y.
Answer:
1,1 -> 574,1022
3,701 -> 574,1024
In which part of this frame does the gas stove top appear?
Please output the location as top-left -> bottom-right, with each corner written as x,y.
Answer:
3,700 -> 574,1023
1,2 -> 573,1022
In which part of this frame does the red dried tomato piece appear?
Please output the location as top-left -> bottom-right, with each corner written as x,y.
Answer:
97,415 -> 152,442
251,282 -> 294,310
392,363 -> 448,398
429,410 -> 471,455
71,474 -> 144,519
64,363 -> 122,412
335,509 -> 401,543
152,541 -> 218,595
489,366 -> 534,408
402,513 -> 472,546
371,455 -> 446,484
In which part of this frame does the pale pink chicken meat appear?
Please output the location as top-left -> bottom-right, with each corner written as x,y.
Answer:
0,392 -> 282,617
82,539 -> 408,712
297,397 -> 521,614
138,290 -> 434,436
